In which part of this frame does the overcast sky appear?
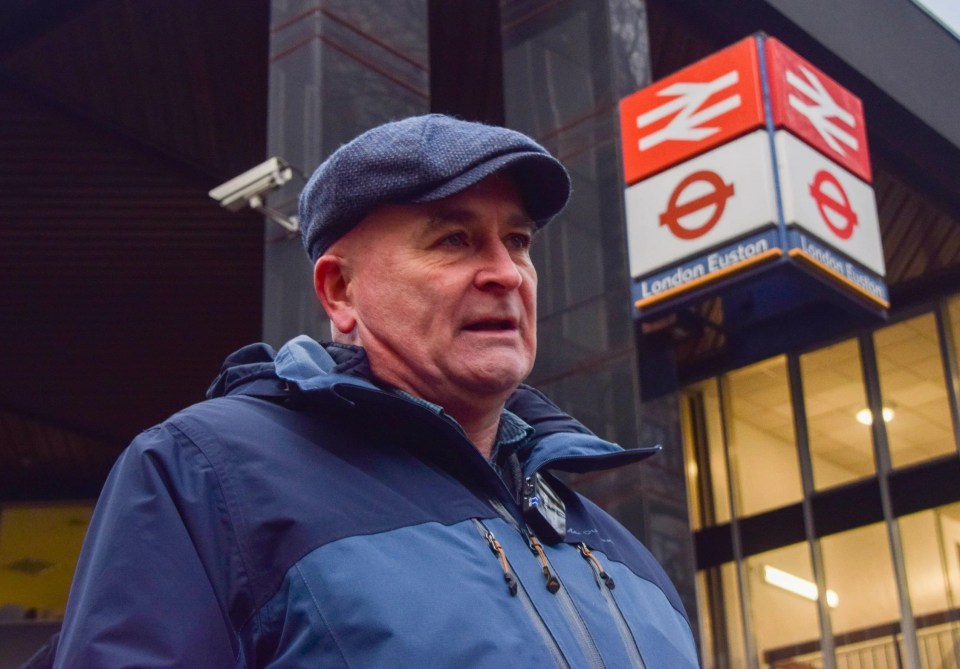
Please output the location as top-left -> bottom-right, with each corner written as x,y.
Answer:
913,0 -> 960,39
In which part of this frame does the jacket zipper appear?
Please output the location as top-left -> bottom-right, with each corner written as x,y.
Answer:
487,499 -> 607,669
578,543 -> 648,669
472,519 -> 570,669
359,389 -> 628,667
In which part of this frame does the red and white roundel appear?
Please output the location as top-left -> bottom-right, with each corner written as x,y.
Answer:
659,170 -> 735,240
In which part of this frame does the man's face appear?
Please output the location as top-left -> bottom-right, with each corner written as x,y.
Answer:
331,176 -> 538,409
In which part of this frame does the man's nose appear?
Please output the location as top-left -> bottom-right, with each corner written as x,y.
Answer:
475,241 -> 523,291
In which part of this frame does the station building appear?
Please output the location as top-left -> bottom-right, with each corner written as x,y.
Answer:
2,1 -> 959,667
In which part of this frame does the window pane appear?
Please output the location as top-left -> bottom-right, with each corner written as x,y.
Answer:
696,562 -> 747,669
821,523 -> 902,663
800,338 -> 877,489
875,313 -> 955,468
746,543 -> 823,668
899,502 -> 960,668
0,503 -> 92,620
681,379 -> 732,528
726,355 -> 802,516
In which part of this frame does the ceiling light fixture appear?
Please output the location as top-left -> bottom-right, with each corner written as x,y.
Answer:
855,406 -> 895,425
763,565 -> 839,608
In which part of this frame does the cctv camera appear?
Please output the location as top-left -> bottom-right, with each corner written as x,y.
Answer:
209,157 -> 295,213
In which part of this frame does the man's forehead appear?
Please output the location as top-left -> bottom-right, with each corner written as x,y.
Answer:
332,189 -> 530,257
420,176 -> 534,227
422,200 -> 536,231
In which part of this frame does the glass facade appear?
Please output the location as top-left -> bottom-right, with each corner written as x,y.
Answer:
696,563 -> 746,669
681,378 -> 731,528
821,523 -> 901,645
746,543 -> 821,667
800,338 -> 876,489
875,313 -> 956,469
725,356 -> 802,517
901,501 -> 960,668
683,297 -> 960,668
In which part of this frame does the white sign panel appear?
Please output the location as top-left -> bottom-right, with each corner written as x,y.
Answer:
625,130 -> 779,279
775,131 -> 885,276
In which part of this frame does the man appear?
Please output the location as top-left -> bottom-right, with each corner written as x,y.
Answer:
52,115 -> 699,667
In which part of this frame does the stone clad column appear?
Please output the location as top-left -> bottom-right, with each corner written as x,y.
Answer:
498,0 -> 699,628
263,0 -> 429,345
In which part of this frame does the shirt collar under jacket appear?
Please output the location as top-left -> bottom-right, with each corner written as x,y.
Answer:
391,388 -> 534,462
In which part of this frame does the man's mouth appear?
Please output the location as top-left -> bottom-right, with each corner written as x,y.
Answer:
463,319 -> 516,332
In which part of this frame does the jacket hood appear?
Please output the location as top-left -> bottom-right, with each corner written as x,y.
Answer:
206,336 -> 660,474
206,335 -> 376,400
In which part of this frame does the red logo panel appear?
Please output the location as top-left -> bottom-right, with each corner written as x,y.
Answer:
765,38 -> 872,183
619,37 -> 765,186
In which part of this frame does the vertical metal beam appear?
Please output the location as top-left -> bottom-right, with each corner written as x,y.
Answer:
786,353 -> 837,669
717,374 -> 760,669
685,387 -> 733,664
932,299 -> 960,660
860,332 -> 922,668
934,299 -> 960,455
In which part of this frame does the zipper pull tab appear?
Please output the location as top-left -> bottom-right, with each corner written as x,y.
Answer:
529,535 -> 561,593
483,529 -> 518,596
578,543 -> 616,590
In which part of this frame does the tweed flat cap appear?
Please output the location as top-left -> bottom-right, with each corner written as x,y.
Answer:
299,114 -> 571,262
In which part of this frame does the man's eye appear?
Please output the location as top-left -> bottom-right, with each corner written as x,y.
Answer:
438,232 -> 469,248
506,233 -> 533,251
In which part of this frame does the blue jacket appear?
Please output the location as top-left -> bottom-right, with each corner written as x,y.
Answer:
54,337 -> 699,668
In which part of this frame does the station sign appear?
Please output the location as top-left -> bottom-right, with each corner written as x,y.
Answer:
620,33 -> 887,320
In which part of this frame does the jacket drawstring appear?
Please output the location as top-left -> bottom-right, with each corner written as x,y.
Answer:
577,543 -> 616,590
481,527 -> 518,596
529,535 -> 561,593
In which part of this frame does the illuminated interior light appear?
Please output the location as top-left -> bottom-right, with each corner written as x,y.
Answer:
763,565 -> 839,608
855,407 -> 895,425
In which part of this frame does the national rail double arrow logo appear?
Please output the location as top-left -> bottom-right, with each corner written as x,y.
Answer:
659,170 -> 735,240
809,169 -> 857,240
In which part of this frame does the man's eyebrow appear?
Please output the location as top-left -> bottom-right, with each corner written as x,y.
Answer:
425,207 -> 474,227
424,208 -> 536,231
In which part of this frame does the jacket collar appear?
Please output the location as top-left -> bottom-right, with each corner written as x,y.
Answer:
207,335 -> 660,476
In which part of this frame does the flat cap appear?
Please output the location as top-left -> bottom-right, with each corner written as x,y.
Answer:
299,114 -> 571,262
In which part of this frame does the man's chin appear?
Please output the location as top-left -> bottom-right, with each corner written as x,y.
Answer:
454,364 -> 532,399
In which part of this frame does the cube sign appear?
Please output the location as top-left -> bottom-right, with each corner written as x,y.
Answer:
620,34 -> 886,316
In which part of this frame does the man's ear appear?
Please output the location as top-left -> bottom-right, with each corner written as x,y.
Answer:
313,255 -> 357,336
